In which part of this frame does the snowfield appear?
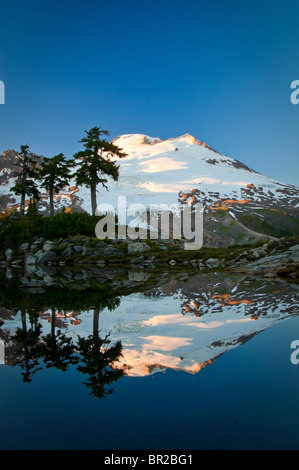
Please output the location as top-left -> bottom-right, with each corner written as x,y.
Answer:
1,133 -> 298,216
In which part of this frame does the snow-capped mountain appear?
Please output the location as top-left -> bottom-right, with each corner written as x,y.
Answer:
1,134 -> 298,245
108,133 -> 298,212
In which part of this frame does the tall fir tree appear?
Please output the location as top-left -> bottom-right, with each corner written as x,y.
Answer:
73,126 -> 127,215
38,153 -> 72,216
10,144 -> 40,218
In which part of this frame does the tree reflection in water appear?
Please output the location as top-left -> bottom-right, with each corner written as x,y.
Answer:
77,330 -> 124,399
7,291 -> 125,398
13,307 -> 43,383
39,307 -> 79,371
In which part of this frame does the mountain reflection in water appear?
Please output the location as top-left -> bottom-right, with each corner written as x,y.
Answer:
0,270 -> 298,396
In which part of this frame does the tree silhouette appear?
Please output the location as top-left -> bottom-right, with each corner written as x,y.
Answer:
39,307 -> 78,371
73,126 -> 127,215
76,332 -> 124,399
92,295 -> 121,337
12,307 -> 43,383
75,297 -> 124,399
10,145 -> 40,218
1,288 -> 126,397
37,153 -> 72,216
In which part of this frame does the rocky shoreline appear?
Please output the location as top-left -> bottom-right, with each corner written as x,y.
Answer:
0,235 -> 298,293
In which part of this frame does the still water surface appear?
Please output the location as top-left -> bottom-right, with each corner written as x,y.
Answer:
0,272 -> 298,450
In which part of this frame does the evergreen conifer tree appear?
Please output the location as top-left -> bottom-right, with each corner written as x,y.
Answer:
73,126 -> 127,215
38,153 -> 72,216
10,145 -> 40,218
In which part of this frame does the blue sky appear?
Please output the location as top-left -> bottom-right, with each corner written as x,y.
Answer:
0,0 -> 298,185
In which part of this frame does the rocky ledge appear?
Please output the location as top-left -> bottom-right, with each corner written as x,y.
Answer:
233,244 -> 299,280
0,235 -> 298,284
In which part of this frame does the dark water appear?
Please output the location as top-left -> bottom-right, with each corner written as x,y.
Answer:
0,271 -> 298,450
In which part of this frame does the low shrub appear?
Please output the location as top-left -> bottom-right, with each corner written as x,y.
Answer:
0,209 -> 103,246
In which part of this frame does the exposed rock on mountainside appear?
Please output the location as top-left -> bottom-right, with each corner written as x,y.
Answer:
1,134 -> 298,245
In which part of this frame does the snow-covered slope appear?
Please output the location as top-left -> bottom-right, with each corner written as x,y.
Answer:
1,134 -> 298,243
104,133 -> 299,213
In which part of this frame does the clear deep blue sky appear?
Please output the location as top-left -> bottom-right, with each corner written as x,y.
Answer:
0,0 -> 298,185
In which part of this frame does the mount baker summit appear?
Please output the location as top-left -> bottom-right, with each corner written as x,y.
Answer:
0,133 -> 298,246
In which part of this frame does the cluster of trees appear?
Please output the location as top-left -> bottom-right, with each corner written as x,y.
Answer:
13,304 -> 124,398
0,281 -> 125,398
10,126 -> 127,217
